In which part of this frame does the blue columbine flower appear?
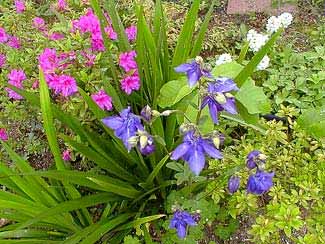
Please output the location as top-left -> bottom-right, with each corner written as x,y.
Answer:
247,170 -> 274,195
169,210 -> 196,239
228,175 -> 240,194
137,131 -> 155,155
201,77 -> 239,124
174,57 -> 213,87
171,130 -> 223,175
246,150 -> 267,169
102,107 -> 144,151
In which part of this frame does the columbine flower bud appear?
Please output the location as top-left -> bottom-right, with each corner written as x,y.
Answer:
139,135 -> 148,149
141,105 -> 152,122
161,110 -> 176,116
228,176 -> 240,194
215,92 -> 227,104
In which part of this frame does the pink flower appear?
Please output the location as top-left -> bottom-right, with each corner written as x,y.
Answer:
39,48 -> 59,73
91,90 -> 113,111
91,33 -> 105,51
0,54 -> 6,67
49,32 -> 65,41
81,50 -> 96,67
0,28 -> 8,43
15,0 -> 25,13
121,71 -> 140,95
105,26 -> 117,40
33,17 -> 46,31
32,80 -> 39,89
125,25 -> 137,41
0,128 -> 8,141
62,149 -> 71,161
119,51 -> 137,72
6,69 -> 26,100
7,36 -> 21,49
55,74 -> 78,97
57,0 -> 67,11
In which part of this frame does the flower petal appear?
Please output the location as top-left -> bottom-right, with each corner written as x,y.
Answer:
176,223 -> 187,239
102,116 -> 123,130
187,148 -> 205,175
187,69 -> 200,87
202,142 -> 223,159
174,63 -> 193,73
221,98 -> 237,114
171,143 -> 191,160
208,102 -> 220,124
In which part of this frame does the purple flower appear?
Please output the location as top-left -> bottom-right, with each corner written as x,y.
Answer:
102,107 -> 144,151
228,176 -> 240,194
0,54 -> 6,67
169,210 -> 196,239
7,36 -> 20,49
0,28 -> 8,43
62,150 -> 71,161
91,90 -> 113,111
171,130 -> 222,175
246,150 -> 266,169
33,17 -> 46,31
140,105 -> 152,122
247,170 -> 274,195
125,25 -> 137,41
0,128 -> 8,141
174,57 -> 212,87
201,77 -> 239,124
138,132 -> 155,155
15,0 -> 26,13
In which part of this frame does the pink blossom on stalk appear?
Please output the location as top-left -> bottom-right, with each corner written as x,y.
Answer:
119,51 -> 137,72
7,36 -> 20,49
121,71 -> 140,95
125,25 -> 137,41
90,32 -> 105,51
15,0 -> 26,13
33,17 -> 46,31
55,74 -> 78,97
91,90 -> 113,111
0,54 -> 6,67
81,50 -> 96,67
39,48 -> 59,73
57,0 -> 67,11
49,32 -> 65,41
6,69 -> 26,100
0,28 -> 8,43
0,128 -> 8,141
62,150 -> 71,161
105,26 -> 117,40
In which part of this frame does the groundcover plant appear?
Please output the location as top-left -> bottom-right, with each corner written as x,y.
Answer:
0,0 -> 324,243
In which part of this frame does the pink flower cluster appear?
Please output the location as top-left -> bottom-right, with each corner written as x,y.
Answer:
0,128 -> 8,141
125,25 -> 137,42
0,54 -> 6,67
91,90 -> 113,111
81,50 -> 96,67
15,0 -> 25,13
62,149 -> 72,161
6,69 -> 26,100
32,17 -> 65,41
0,27 -> 20,49
39,48 -> 78,97
119,51 -> 140,95
57,0 -> 67,11
72,8 -> 117,51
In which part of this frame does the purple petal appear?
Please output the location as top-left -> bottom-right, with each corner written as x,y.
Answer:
102,116 -> 123,130
208,102 -> 220,124
187,69 -> 200,87
171,143 -> 191,160
215,78 -> 239,93
187,149 -> 205,175
202,142 -> 223,159
221,98 -> 237,114
176,223 -> 187,239
174,63 -> 193,73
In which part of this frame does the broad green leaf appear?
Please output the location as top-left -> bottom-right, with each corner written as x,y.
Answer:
235,79 -> 271,114
115,215 -> 165,231
298,106 -> 325,138
157,78 -> 194,108
145,155 -> 170,186
212,62 -> 243,79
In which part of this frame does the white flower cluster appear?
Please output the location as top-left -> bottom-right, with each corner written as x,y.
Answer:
246,29 -> 269,52
266,12 -> 293,34
215,53 -> 232,66
257,55 -> 270,70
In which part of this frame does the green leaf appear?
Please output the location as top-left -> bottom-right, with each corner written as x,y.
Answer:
212,62 -> 243,79
166,162 -> 184,172
157,78 -> 194,108
298,106 -> 325,138
145,155 -> 170,186
115,215 -> 165,231
39,69 -> 65,170
235,79 -> 271,114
